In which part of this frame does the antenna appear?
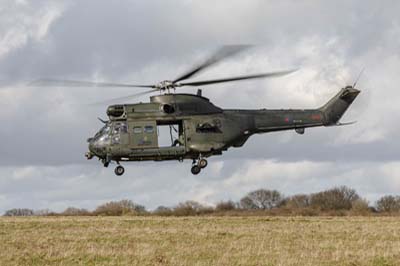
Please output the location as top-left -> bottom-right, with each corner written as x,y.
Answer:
353,68 -> 365,89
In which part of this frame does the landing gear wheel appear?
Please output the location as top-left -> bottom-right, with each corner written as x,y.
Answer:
198,159 -> 208,169
115,165 -> 125,176
191,165 -> 201,175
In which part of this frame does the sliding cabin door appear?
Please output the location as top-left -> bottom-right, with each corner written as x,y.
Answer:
129,121 -> 158,148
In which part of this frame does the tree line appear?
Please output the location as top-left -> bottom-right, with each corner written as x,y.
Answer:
4,186 -> 400,217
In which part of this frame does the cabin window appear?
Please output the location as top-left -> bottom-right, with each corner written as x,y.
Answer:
144,125 -> 154,134
133,127 -> 142,134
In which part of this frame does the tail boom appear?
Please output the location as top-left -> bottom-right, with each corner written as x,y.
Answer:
249,86 -> 360,133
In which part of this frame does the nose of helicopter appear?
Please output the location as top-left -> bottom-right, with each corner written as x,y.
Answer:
85,138 -> 96,159
88,138 -> 95,151
86,134 -> 108,159
87,137 -> 106,159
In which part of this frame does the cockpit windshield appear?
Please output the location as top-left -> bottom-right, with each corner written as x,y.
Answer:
94,124 -> 111,140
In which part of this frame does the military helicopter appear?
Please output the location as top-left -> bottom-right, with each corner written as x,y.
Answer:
32,46 -> 360,176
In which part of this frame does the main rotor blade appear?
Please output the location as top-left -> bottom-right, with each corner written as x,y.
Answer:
89,89 -> 160,105
29,79 -> 156,88
172,45 -> 251,83
178,69 -> 298,87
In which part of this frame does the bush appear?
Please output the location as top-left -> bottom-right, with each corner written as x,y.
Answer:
376,196 -> 400,213
34,209 -> 57,216
94,200 -> 146,216
215,201 -> 237,211
240,189 -> 283,210
297,207 -> 319,216
172,201 -> 213,216
153,206 -> 173,216
351,198 -> 370,215
283,194 -> 311,209
310,186 -> 359,211
62,207 -> 91,216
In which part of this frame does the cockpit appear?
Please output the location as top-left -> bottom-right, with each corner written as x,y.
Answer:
87,123 -> 111,158
87,119 -> 186,161
88,122 -> 130,158
94,124 -> 111,141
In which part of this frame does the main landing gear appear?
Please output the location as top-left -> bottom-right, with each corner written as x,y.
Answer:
101,156 -> 207,176
102,157 -> 125,176
114,165 -> 125,176
191,157 -> 208,175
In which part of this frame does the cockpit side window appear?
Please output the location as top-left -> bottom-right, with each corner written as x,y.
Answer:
113,122 -> 128,134
111,122 -> 127,145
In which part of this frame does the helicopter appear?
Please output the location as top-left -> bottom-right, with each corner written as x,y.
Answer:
32,46 -> 360,176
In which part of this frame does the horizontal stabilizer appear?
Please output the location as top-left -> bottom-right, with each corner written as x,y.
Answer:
327,121 -> 357,127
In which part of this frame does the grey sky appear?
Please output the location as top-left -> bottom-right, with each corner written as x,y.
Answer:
0,0 -> 399,212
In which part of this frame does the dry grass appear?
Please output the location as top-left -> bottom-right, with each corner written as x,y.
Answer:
0,216 -> 400,266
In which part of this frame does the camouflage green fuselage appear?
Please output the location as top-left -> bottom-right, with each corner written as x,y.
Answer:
87,87 -> 360,162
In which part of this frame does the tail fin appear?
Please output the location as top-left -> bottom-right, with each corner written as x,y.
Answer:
319,86 -> 360,126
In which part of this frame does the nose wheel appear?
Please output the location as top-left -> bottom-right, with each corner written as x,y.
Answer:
198,158 -> 208,169
191,158 -> 208,175
115,165 -> 125,176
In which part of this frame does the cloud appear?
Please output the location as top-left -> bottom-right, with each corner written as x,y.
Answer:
0,0 -> 65,59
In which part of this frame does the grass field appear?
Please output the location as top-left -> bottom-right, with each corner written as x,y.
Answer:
1,216 -> 400,266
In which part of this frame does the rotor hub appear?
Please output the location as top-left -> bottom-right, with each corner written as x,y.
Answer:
155,80 -> 178,93
156,80 -> 174,90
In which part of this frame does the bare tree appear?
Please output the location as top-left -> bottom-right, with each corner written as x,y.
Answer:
310,186 -> 360,211
4,208 -> 34,216
240,189 -> 283,210
94,200 -> 146,216
376,196 -> 400,213
240,196 -> 258,210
